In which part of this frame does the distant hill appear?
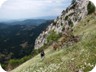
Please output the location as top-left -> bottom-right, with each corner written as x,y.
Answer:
38,16 -> 57,20
0,19 -> 48,25
0,20 -> 53,69
0,23 -> 10,29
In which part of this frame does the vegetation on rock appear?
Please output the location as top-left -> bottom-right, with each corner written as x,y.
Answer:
87,1 -> 95,14
47,30 -> 60,43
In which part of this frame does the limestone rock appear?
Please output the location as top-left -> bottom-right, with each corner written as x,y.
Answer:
34,0 -> 90,49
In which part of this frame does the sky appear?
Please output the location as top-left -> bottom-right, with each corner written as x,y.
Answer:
90,0 -> 96,6
0,0 -> 72,21
0,0 -> 96,21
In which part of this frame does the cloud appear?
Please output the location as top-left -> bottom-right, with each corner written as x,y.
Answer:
0,0 -> 71,20
0,0 -> 7,8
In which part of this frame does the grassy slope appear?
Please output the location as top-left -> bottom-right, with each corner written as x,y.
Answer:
11,14 -> 96,72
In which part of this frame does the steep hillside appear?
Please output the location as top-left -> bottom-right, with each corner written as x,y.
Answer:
35,0 -> 91,49
11,14 -> 96,72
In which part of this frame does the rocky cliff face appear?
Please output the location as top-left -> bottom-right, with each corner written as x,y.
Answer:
34,0 -> 90,49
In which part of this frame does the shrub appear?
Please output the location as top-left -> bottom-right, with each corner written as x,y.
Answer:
87,1 -> 95,14
47,30 -> 60,43
65,16 -> 68,20
9,55 -> 32,69
68,20 -> 73,27
71,0 -> 76,4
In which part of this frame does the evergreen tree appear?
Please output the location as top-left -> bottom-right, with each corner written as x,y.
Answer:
71,0 -> 76,4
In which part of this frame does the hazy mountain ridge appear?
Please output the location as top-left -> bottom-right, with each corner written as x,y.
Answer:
0,19 -> 48,26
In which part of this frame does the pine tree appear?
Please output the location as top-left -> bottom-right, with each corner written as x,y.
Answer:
71,0 -> 76,4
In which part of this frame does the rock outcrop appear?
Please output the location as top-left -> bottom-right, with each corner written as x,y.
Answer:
34,0 -> 91,49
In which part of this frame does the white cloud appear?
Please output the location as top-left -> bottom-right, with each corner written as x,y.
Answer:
1,0 -> 68,10
0,0 -> 71,20
0,0 -> 7,7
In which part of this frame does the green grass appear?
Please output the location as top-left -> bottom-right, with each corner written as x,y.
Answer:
87,1 -> 95,14
11,14 -> 96,72
47,30 -> 60,43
